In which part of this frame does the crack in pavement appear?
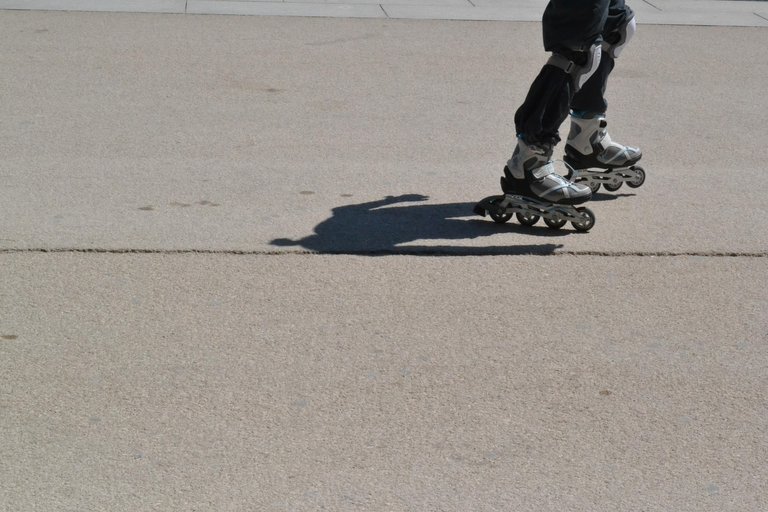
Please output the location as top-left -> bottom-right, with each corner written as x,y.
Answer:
1,248 -> 766,258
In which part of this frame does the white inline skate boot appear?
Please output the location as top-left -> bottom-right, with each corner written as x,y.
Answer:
563,113 -> 646,193
474,137 -> 596,232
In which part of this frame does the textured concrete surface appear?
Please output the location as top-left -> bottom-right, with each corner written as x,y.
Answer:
2,254 -> 767,511
1,9 -> 767,512
2,0 -> 768,25
1,13 -> 767,255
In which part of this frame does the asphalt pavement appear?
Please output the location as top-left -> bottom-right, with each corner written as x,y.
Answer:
1,6 -> 767,512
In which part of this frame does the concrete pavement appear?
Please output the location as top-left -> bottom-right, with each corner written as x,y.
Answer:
1,0 -> 768,25
3,253 -> 767,511
1,7 -> 767,512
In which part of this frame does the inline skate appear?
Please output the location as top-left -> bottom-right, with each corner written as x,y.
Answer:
474,138 -> 596,232
563,113 -> 645,193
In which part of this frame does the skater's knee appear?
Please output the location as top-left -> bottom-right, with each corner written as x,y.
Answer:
603,16 -> 636,58
546,43 -> 602,91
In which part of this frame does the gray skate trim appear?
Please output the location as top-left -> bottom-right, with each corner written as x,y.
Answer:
530,162 -> 558,181
566,117 -> 643,168
539,183 -> 571,201
569,124 -> 583,139
506,156 -> 524,179
565,121 -> 592,156
529,163 -> 590,203
597,134 -> 642,166
507,140 -> 552,180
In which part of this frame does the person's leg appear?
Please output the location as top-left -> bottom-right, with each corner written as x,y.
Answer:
514,0 -> 609,147
566,0 -> 641,169
513,66 -> 573,149
505,0 -> 609,204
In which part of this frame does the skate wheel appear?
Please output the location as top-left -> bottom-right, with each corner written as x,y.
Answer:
603,181 -> 623,192
626,166 -> 646,188
588,181 -> 601,194
488,197 -> 513,224
572,207 -> 595,232
516,212 -> 540,226
544,216 -> 567,230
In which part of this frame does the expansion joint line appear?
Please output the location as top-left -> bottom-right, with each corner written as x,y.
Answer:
0,248 -> 766,258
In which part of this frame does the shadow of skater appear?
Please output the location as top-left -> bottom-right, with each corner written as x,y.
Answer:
271,194 -> 566,256
591,192 -> 636,202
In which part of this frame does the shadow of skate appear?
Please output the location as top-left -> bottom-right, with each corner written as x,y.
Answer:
270,194 -> 571,256
590,192 -> 636,202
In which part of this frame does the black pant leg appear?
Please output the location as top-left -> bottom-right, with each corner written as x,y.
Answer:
542,0 -> 609,53
570,51 -> 614,114
514,0 -> 610,143
514,65 -> 574,146
570,0 -> 635,115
